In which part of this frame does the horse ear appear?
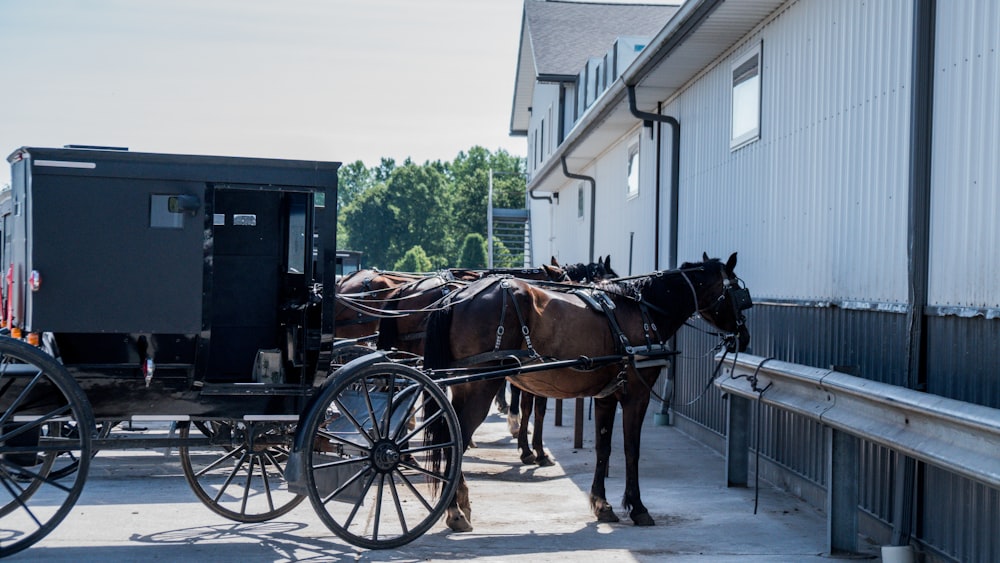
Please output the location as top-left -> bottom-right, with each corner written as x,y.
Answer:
726,252 -> 738,273
703,251 -> 710,262
603,255 -> 610,268
550,256 -> 559,266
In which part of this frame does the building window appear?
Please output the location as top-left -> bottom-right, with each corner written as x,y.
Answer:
535,128 -> 541,165
731,42 -> 762,149
540,117 -> 546,159
577,183 -> 585,219
626,140 -> 640,199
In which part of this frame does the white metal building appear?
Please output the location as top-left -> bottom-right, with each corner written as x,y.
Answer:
511,1 -> 1000,561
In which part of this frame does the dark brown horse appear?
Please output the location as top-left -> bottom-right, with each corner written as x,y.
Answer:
424,253 -> 751,532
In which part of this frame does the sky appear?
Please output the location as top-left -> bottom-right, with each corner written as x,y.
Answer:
0,0 -> 530,187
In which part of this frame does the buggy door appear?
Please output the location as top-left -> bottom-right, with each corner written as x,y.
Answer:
206,186 -> 284,381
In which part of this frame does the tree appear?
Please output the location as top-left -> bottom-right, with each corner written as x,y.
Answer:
458,233 -> 487,268
384,163 -> 455,268
338,160 -> 374,210
336,147 -> 527,270
394,245 -> 433,272
341,183 -> 399,269
448,147 -> 526,245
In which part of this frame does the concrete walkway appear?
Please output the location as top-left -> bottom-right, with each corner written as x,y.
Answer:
11,402 -> 861,562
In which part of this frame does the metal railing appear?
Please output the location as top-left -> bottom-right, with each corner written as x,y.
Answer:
714,352 -> 1000,554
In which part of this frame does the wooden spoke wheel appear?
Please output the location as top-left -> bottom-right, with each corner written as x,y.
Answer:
0,336 -> 94,558
301,361 -> 462,549
178,419 -> 305,523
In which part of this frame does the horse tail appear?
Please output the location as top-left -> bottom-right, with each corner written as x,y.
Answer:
422,306 -> 454,370
422,305 -> 455,490
375,315 -> 398,350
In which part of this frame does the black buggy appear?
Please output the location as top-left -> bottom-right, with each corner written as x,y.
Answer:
0,147 -> 463,556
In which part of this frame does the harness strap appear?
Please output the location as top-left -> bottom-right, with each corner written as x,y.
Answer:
494,279 -> 539,359
576,289 -> 632,354
449,349 -> 538,369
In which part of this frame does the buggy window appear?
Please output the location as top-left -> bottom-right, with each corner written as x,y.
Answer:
287,195 -> 308,274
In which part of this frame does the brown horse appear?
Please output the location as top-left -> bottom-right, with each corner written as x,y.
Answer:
507,255 -> 619,466
424,253 -> 751,532
375,265 -> 574,356
333,269 -> 427,340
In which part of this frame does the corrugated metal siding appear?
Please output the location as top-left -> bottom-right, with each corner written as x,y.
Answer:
673,0 -> 912,305
921,465 -> 1000,563
929,0 -> 1000,309
926,316 -> 1000,408
672,326 -> 729,435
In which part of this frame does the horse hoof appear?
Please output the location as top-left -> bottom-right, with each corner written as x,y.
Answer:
595,507 -> 620,523
536,455 -> 555,467
631,511 -> 655,526
521,452 -> 537,465
447,514 -> 474,533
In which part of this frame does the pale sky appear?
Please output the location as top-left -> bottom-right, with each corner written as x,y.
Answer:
0,0 -> 529,187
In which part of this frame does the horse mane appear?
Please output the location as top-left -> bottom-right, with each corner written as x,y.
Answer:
593,277 -> 647,301
591,257 -> 724,302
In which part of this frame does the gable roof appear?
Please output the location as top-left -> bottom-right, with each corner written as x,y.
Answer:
511,1 -> 679,135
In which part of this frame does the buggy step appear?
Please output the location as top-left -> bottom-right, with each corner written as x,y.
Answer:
197,383 -> 312,397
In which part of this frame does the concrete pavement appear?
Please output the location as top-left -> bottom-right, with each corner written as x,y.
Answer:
9,401 -> 864,562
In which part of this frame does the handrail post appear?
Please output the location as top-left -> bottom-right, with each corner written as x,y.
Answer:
726,394 -> 750,487
827,427 -> 860,555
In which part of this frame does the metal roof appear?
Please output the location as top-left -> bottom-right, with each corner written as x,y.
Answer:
525,0 -> 789,193
510,1 -> 679,136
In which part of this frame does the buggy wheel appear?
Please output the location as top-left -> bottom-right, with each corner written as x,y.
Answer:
0,336 -> 94,558
330,344 -> 377,372
301,362 -> 462,549
44,420 -> 114,481
178,419 -> 305,522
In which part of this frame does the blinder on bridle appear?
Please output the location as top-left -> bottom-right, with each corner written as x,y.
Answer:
705,276 -> 753,318
704,276 -> 753,353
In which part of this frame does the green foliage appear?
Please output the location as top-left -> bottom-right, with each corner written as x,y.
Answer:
394,245 -> 433,272
338,160 -> 374,210
448,147 -> 526,243
491,238 -> 523,268
458,233 -> 488,268
337,147 -> 526,270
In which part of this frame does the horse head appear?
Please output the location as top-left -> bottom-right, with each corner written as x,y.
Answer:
589,255 -> 619,280
679,253 -> 752,352
551,256 -> 619,283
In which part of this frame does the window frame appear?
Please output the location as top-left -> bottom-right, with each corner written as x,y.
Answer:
626,139 -> 640,200
730,42 -> 762,150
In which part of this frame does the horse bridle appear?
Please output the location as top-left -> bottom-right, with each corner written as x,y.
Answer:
680,269 -> 752,349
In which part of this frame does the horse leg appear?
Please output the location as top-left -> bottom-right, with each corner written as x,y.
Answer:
507,383 -> 521,436
590,396 -> 620,522
444,473 -> 474,532
494,382 -> 509,415
442,379 -> 504,533
517,390 -> 536,464
531,395 -> 553,467
621,388 -> 654,526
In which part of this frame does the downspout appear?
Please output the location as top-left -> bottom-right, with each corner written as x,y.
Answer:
627,84 -> 679,270
895,0 -> 936,548
627,83 -> 681,426
561,157 -> 596,262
